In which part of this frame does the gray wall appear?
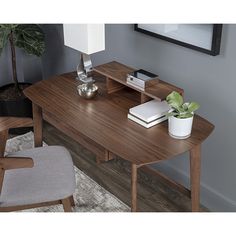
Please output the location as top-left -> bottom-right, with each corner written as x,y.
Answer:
2,24 -> 235,211
42,24 -> 235,211
40,24 -> 81,79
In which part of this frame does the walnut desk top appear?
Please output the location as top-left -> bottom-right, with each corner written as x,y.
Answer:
24,62 -> 214,166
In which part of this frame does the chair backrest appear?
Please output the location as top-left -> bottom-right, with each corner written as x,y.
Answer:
0,117 -> 33,133
0,117 -> 33,194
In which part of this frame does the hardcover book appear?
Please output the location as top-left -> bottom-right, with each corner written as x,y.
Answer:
129,100 -> 170,123
128,113 -> 167,128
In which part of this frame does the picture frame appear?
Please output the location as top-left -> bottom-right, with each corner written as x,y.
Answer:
134,24 -> 223,56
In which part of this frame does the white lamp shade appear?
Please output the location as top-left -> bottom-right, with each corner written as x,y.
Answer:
63,24 -> 105,55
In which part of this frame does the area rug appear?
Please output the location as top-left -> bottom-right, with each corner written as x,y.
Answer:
5,132 -> 130,212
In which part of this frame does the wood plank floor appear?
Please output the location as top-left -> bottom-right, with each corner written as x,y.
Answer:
43,122 -> 207,212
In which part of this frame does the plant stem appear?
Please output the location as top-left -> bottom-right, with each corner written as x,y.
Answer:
9,30 -> 20,93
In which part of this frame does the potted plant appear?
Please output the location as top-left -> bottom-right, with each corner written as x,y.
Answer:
166,91 -> 200,139
0,24 -> 45,133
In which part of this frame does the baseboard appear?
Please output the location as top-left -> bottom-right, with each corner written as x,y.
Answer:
152,162 -> 236,212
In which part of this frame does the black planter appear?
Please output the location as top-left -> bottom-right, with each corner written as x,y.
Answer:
0,83 -> 33,134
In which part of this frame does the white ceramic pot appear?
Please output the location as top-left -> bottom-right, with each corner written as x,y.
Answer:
168,115 -> 194,139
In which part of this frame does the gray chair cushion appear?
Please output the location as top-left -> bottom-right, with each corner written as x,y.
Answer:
0,146 -> 76,207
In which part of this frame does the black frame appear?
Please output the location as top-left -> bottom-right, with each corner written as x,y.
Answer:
134,24 -> 223,56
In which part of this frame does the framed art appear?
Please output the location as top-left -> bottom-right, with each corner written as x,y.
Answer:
134,24 -> 223,56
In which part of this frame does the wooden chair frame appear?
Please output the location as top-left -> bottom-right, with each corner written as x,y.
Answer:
0,117 -> 75,212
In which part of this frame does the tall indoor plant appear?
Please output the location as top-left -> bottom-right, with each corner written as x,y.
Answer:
0,24 -> 45,93
0,24 -> 45,133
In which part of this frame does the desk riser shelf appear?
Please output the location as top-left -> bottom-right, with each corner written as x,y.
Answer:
94,61 -> 184,103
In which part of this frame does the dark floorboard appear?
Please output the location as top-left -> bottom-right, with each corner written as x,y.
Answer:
43,122 -> 207,212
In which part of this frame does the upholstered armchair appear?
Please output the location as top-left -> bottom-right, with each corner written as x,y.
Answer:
0,117 -> 76,212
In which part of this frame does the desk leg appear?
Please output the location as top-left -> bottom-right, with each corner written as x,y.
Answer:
190,145 -> 201,212
131,163 -> 138,212
0,130 -> 8,193
0,130 -> 8,156
33,103 -> 43,147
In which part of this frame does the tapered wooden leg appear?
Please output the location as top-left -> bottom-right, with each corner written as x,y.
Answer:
69,195 -> 75,207
32,103 -> 43,147
0,130 -> 8,156
61,197 -> 72,212
0,130 -> 8,194
131,163 -> 138,212
190,145 -> 201,212
96,156 -> 101,164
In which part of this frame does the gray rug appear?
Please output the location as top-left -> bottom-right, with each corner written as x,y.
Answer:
5,132 -> 130,212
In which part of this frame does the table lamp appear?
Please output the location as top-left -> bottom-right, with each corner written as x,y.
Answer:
63,24 -> 105,84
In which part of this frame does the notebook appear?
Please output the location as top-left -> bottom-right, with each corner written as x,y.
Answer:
128,113 -> 167,128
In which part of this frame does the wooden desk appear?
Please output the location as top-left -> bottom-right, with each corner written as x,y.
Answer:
24,61 -> 214,212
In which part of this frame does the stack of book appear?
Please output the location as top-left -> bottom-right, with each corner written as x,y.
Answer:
128,100 -> 170,128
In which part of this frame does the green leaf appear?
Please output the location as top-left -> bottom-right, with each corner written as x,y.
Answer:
182,102 -> 189,111
187,102 -> 200,113
166,111 -> 179,118
0,25 -> 11,55
0,24 -> 18,30
177,113 -> 194,119
14,24 -> 45,57
166,91 -> 183,111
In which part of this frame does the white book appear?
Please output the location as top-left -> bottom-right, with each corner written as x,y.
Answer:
128,113 -> 167,128
129,100 -> 170,123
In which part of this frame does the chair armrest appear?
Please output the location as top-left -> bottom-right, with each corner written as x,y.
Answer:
0,157 -> 34,170
0,117 -> 33,132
